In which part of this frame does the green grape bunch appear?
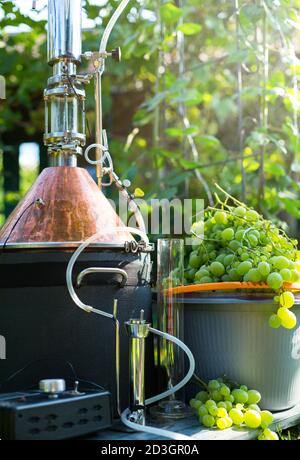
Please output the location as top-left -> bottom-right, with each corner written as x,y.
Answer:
190,377 -> 278,440
184,187 -> 300,330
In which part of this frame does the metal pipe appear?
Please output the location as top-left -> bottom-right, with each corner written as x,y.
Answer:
94,65 -> 103,187
48,0 -> 82,65
125,310 -> 151,425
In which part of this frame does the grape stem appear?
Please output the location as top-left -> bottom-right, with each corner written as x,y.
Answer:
192,374 -> 209,391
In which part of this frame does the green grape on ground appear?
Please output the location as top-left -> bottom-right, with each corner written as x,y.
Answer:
244,410 -> 261,429
192,375 -> 277,440
202,414 -> 215,428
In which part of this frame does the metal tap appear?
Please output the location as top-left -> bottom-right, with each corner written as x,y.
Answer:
124,310 -> 151,425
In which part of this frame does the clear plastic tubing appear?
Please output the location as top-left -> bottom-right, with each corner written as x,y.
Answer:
66,227 -> 149,318
121,326 -> 195,440
66,227 -> 195,440
99,0 -> 132,53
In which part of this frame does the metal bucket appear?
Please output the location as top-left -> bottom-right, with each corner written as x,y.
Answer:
183,292 -> 300,411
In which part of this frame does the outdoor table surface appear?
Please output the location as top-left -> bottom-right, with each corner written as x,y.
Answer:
90,402 -> 300,440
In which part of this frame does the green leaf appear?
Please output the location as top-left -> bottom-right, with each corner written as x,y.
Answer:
196,135 -> 220,148
180,159 -> 200,169
160,3 -> 183,24
177,23 -> 202,35
264,163 -> 286,177
165,128 -> 183,138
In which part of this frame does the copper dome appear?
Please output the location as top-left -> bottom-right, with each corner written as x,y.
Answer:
0,166 -> 133,248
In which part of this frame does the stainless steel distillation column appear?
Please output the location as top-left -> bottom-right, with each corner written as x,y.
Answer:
44,0 -> 86,166
125,311 -> 150,425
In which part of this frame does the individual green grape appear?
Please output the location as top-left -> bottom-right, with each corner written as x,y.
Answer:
267,273 -> 283,290
229,408 -> 244,425
258,262 -> 271,277
247,390 -> 261,405
237,261 -> 252,276
268,314 -> 282,329
189,253 -> 202,269
209,262 -> 225,277
208,405 -> 218,416
195,269 -> 210,281
240,385 -> 248,391
228,240 -> 242,252
224,254 -> 235,267
263,428 -> 279,440
205,399 -> 217,408
223,401 -> 232,412
220,384 -> 231,397
211,390 -> 223,402
196,391 -> 209,403
222,274 -> 230,281
232,389 -> 248,404
247,268 -> 262,283
198,405 -> 209,417
185,268 -> 197,281
280,268 -> 292,282
277,307 -> 297,328
235,229 -> 245,241
199,276 -> 214,284
234,206 -> 246,218
260,410 -> 273,426
240,252 -> 249,261
202,414 -> 215,428
228,268 -> 242,281
208,379 -> 221,391
214,211 -> 228,225
248,404 -> 261,412
274,256 -> 290,270
224,416 -> 233,428
217,417 -> 228,430
279,291 -> 294,309
217,401 -> 227,409
193,400 -> 203,410
291,269 -> 300,282
245,210 -> 259,222
248,234 -> 258,247
225,394 -> 235,403
244,410 -> 261,429
221,228 -> 235,241
217,407 -> 228,418
189,398 -> 197,408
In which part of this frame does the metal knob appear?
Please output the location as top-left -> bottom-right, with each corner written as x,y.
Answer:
39,379 -> 66,394
111,47 -> 122,62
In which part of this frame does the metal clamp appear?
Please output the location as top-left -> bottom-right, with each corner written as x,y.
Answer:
76,267 -> 128,288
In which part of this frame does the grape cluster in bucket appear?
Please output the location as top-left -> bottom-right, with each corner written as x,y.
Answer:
185,189 -> 300,329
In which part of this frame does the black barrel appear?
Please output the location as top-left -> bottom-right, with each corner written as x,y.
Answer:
0,249 -> 154,416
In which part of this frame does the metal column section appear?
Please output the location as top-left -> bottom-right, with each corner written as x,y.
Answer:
47,0 -> 82,65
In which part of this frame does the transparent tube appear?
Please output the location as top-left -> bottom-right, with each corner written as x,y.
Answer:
99,0 -> 132,53
66,226 -> 149,318
121,326 -> 195,440
121,409 -> 191,440
146,327 -> 195,405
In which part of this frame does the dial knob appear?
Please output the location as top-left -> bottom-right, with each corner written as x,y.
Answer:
39,379 -> 66,394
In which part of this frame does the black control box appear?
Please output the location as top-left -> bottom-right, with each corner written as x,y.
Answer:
0,389 -> 112,440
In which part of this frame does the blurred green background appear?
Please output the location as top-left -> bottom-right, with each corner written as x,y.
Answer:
1,0 -> 300,235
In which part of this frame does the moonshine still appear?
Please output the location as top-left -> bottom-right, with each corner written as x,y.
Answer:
0,0 -> 153,416
0,0 -> 195,440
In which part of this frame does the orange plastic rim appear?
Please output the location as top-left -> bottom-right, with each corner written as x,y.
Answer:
167,281 -> 300,296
